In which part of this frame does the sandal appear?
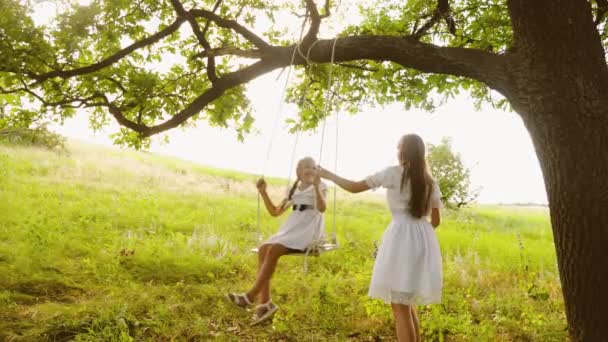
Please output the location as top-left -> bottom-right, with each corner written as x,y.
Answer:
226,293 -> 253,308
250,300 -> 279,326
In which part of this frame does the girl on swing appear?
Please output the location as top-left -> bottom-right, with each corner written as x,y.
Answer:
318,133 -> 442,342
226,156 -> 327,325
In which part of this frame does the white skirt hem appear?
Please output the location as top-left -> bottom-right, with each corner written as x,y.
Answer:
368,288 -> 441,305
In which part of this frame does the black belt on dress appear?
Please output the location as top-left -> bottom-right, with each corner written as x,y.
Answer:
292,204 -> 314,211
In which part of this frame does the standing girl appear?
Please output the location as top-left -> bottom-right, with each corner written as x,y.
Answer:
318,134 -> 442,342
226,156 -> 327,325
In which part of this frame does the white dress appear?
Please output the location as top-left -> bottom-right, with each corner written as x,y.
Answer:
366,165 -> 443,305
262,183 -> 327,251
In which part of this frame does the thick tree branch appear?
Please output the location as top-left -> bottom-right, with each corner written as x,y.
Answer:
106,101 -> 150,133
16,2 -> 506,140
146,61 -> 277,136
107,36 -> 507,138
103,60 -> 278,137
288,36 -> 509,92
32,18 -> 186,83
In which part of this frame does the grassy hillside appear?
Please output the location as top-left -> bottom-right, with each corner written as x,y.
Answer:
0,141 -> 566,341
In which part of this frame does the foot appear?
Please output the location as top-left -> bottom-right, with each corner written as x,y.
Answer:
226,293 -> 253,308
250,301 -> 279,326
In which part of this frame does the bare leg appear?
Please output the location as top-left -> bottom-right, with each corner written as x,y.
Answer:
257,244 -> 271,304
391,303 -> 416,342
247,244 -> 289,301
411,306 -> 421,342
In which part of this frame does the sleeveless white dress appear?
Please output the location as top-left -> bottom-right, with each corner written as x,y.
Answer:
366,166 -> 443,305
262,183 -> 327,250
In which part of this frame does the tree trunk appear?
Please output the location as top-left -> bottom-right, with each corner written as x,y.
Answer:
506,0 -> 608,340
508,4 -> 608,340
518,94 -> 608,341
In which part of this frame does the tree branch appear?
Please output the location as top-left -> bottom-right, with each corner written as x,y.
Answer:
25,88 -> 103,108
201,0 -> 223,37
185,15 -> 218,83
287,36 -> 508,92
0,86 -> 26,95
412,11 -> 442,40
103,76 -> 128,94
101,60 -> 277,137
32,18 -> 186,83
302,0 -> 322,44
170,0 -> 221,84
412,0 -> 457,39
438,0 -> 457,35
15,2 -> 506,140
106,36 -> 507,138
320,0 -> 331,19
189,9 -> 271,50
192,47 -> 263,59
106,100 -> 150,133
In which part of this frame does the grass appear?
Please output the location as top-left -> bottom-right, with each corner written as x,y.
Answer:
0,141 -> 567,341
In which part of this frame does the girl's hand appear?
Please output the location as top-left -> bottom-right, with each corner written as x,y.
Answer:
256,178 -> 267,192
313,172 -> 321,187
316,166 -> 332,180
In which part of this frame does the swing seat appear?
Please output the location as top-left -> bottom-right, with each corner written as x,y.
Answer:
250,240 -> 338,257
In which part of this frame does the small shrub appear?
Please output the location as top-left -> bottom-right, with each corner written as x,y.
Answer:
0,124 -> 66,151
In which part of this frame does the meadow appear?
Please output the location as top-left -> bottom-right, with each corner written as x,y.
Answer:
0,142 -> 567,341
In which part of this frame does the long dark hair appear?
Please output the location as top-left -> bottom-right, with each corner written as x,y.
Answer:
399,134 -> 433,218
288,179 -> 299,200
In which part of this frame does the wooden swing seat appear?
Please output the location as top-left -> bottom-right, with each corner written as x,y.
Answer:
250,241 -> 338,257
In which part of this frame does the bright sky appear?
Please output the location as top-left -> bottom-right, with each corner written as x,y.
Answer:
36,1 -> 548,204
51,72 -> 548,205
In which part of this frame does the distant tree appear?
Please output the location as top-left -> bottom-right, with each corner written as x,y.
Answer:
0,110 -> 65,150
427,138 -> 479,208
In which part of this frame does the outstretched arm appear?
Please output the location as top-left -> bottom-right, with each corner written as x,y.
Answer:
317,167 -> 370,194
257,178 -> 289,217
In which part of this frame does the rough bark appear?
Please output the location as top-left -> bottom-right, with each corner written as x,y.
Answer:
507,0 -> 608,339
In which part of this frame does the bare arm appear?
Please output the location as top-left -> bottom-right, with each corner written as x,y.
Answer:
317,167 -> 370,194
430,207 -> 441,228
313,175 -> 327,212
257,178 -> 289,217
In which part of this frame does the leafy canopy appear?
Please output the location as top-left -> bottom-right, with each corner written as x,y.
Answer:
1,0 -> 606,147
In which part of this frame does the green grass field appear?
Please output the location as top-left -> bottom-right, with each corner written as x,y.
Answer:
0,141 -> 567,341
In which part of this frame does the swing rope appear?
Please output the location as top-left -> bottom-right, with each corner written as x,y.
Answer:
331,110 -> 339,244
255,17 -> 307,243
255,14 -> 341,259
314,37 -> 339,245
301,37 -> 340,272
